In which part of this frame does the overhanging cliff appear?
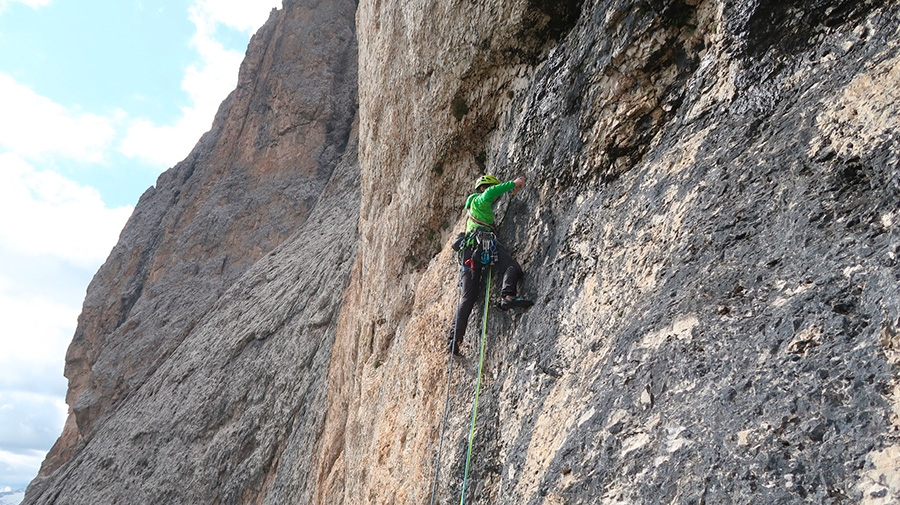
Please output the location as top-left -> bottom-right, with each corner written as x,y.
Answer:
26,0 -> 900,504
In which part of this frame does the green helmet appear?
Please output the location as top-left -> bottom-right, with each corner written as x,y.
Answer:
474,174 -> 500,190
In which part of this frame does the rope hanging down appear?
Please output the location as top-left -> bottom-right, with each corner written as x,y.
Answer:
429,259 -> 471,505
429,310 -> 458,505
460,267 -> 492,505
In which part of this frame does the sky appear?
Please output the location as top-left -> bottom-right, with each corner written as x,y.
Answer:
0,0 -> 282,492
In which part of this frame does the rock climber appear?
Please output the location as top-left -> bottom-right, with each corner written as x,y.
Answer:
448,174 -> 533,355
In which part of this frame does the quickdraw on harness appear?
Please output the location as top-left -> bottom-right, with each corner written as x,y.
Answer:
472,230 -> 498,266
452,228 -> 498,268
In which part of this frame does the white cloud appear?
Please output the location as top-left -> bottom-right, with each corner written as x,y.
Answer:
0,448 -> 49,491
0,154 -> 123,490
194,0 -> 280,33
117,18 -> 243,168
0,393 -> 67,450
1,2 -> 282,170
0,290 -> 76,375
118,1 -> 281,169
0,153 -> 132,268
0,74 -> 118,163
118,115 -> 205,169
0,3 -> 282,172
0,155 -> 117,491
0,390 -> 65,491
0,0 -> 51,14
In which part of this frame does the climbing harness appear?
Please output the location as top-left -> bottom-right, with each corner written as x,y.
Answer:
459,267 -> 492,505
466,210 -> 496,232
454,229 -> 498,268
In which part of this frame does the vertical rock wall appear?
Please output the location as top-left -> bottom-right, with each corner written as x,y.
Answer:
323,0 -> 900,503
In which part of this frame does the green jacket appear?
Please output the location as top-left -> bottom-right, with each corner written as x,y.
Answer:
465,181 -> 515,232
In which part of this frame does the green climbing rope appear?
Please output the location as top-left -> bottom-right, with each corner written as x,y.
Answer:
459,267 -> 492,505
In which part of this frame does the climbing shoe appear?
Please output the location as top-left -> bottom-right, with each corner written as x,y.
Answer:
499,296 -> 534,311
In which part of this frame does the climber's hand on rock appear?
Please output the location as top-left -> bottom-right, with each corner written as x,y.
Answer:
513,175 -> 526,194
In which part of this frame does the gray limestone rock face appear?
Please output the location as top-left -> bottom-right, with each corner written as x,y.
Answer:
26,136 -> 360,505
323,0 -> 900,504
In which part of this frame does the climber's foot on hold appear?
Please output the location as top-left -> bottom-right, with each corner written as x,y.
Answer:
499,296 -> 534,311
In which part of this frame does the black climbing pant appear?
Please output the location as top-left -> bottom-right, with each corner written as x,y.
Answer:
450,243 -> 522,347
